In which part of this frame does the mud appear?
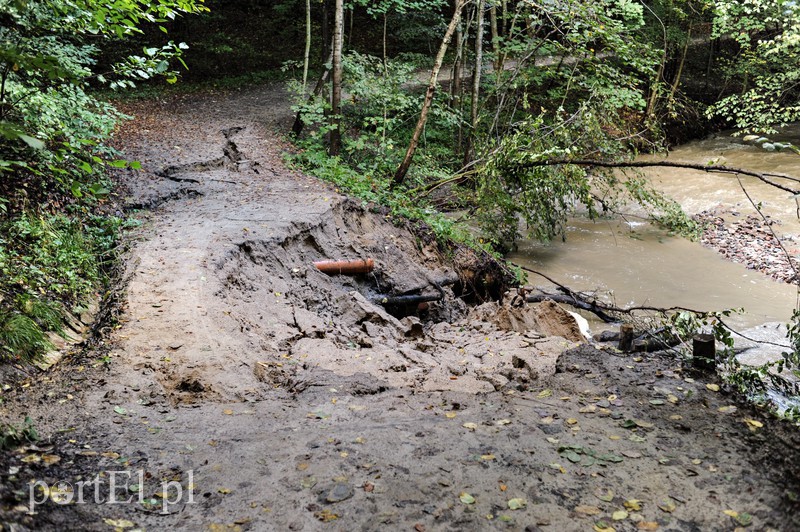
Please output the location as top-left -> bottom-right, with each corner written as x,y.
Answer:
2,84 -> 800,532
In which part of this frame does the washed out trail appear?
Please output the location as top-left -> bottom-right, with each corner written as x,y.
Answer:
1,84 -> 799,531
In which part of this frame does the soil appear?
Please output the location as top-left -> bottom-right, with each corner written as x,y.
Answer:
2,84 -> 800,532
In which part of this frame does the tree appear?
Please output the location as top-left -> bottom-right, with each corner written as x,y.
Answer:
1,0 -> 207,185
329,0 -> 344,155
393,0 -> 467,185
707,0 -> 800,133
0,0 -> 206,362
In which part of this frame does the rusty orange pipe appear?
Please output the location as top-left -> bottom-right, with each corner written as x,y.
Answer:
313,258 -> 375,275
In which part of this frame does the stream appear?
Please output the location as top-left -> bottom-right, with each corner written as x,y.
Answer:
508,126 -> 800,368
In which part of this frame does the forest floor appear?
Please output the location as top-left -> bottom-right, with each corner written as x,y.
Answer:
2,83 -> 800,532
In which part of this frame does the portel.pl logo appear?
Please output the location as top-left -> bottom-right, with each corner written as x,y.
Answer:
28,470 -> 194,514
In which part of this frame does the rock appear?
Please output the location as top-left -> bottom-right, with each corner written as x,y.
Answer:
593,330 -> 620,342
324,483 -> 354,503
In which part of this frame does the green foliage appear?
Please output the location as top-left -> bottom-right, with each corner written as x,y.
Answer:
669,307 -> 800,421
0,0 -> 204,363
0,416 -> 38,449
0,312 -> 52,362
707,0 -> 800,132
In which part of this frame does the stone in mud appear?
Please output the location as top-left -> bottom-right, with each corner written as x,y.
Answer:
338,291 -> 403,331
323,483 -> 354,503
593,330 -> 620,342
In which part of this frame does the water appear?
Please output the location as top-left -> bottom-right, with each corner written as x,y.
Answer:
508,126 -> 800,362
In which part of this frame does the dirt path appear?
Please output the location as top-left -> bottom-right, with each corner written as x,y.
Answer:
2,84 -> 800,532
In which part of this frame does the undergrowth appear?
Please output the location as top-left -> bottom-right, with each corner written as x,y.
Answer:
0,210 -> 130,363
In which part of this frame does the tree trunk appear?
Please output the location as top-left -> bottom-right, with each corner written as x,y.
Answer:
490,4 -> 500,74
452,22 -> 463,149
502,0 -> 508,36
669,26 -> 692,101
463,0 -> 485,166
302,0 -> 311,93
329,0 -> 344,156
321,0 -> 330,63
393,0 -> 466,186
292,47 -> 333,135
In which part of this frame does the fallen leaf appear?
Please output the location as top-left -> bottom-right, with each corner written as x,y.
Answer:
637,522 -> 659,530
218,488 -> 231,494
669,414 -> 683,420
481,454 -> 496,461
658,500 -> 676,513
42,454 -> 61,465
593,520 -> 615,532
113,406 -> 127,415
734,512 -> 753,526
624,499 -> 642,511
549,463 -> 566,473
459,492 -> 476,504
575,505 -> 602,515
718,406 -> 737,414
723,510 -> 739,518
612,510 -> 628,520
496,419 -> 511,426
667,394 -> 679,404
499,484 -> 507,492
314,509 -> 339,522
649,399 -> 665,406
463,422 -> 478,430
706,383 -> 720,392
223,409 -> 234,415
595,489 -> 615,502
743,418 -> 763,429
103,518 -> 136,528
546,437 -> 560,444
538,389 -> 553,398
508,498 -> 526,510
566,418 -> 579,425
445,412 -> 457,419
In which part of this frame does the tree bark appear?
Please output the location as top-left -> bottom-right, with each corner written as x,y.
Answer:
321,0 -> 331,63
490,4 -> 501,74
669,26 -> 692,101
293,48 -> 333,135
329,0 -> 344,156
463,0 -> 485,166
302,0 -> 311,93
393,0 -> 466,185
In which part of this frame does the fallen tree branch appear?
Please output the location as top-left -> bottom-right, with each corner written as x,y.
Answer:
508,159 -> 800,195
514,263 -> 711,318
525,292 -> 617,323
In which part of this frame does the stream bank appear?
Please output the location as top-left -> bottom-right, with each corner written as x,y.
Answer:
1,83 -> 799,531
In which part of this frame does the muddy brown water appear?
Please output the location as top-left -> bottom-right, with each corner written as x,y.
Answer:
509,126 -> 800,358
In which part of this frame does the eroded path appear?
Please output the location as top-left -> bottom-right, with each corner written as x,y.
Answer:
2,84 -> 800,531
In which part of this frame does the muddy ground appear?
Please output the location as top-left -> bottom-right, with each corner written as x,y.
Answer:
2,84 -> 800,532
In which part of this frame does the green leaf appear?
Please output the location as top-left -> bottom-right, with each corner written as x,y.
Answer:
19,134 -> 45,150
508,498 -> 526,510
